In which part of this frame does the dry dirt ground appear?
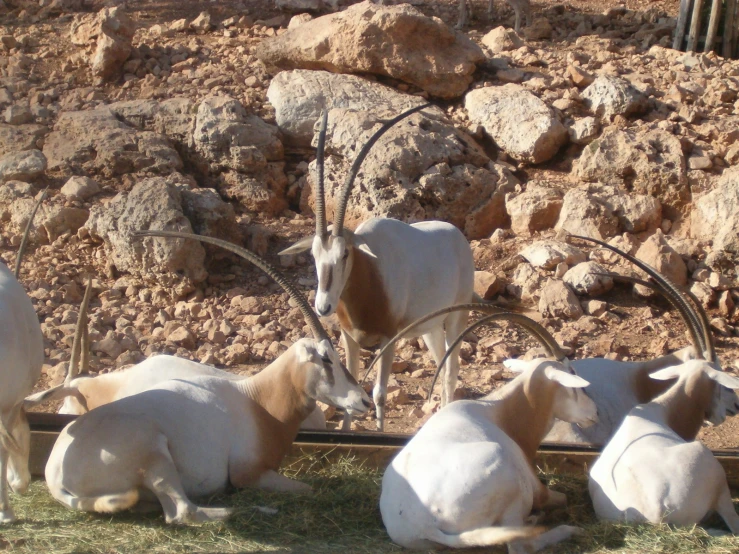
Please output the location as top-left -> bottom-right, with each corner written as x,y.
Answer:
2,0 -> 739,450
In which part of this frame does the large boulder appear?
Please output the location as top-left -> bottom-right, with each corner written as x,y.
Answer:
266,69 -> 431,146
255,1 -> 484,99
581,75 -> 648,120
555,184 -> 661,239
465,84 -> 568,164
86,177 -> 211,287
299,107 -> 516,239
635,231 -> 688,289
191,96 -> 287,215
574,127 -> 688,216
691,166 -> 739,258
43,107 -> 183,178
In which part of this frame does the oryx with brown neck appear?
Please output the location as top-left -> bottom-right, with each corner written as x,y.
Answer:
45,231 -> 370,524
280,106 -> 475,431
379,309 -> 597,553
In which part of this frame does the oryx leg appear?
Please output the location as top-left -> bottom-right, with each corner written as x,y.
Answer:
488,0 -> 495,19
0,445 -> 14,523
508,525 -> 582,554
422,327 -> 450,403
254,470 -> 312,494
715,482 -> 739,533
373,342 -> 396,432
341,330 -> 362,431
457,0 -> 469,29
143,436 -> 230,524
441,310 -> 469,407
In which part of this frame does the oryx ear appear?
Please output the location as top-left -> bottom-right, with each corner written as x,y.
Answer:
279,235 -> 315,256
23,385 -> 84,409
350,235 -> 377,259
544,367 -> 590,389
707,368 -> 739,390
503,359 -> 529,373
649,366 -> 684,381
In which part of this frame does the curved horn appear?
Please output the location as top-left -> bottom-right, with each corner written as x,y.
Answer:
314,110 -> 328,240
67,277 -> 94,386
133,230 -> 331,343
596,272 -> 713,362
361,302 -> 565,384
427,312 -> 566,399
14,186 -> 49,279
569,235 -> 708,360
333,103 -> 431,236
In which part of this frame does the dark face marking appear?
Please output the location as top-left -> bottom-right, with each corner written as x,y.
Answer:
320,354 -> 335,385
319,265 -> 334,293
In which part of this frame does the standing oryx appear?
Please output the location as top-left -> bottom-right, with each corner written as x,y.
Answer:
280,106 -> 476,431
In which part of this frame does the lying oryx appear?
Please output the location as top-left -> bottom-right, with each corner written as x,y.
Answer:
280,106 -> 475,431
0,190 -> 47,523
380,309 -> 597,553
589,361 -> 739,531
45,231 -> 370,523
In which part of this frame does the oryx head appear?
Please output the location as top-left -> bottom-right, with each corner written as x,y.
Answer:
279,105 -> 429,317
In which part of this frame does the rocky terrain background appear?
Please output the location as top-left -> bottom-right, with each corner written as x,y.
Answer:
1,0 -> 738,445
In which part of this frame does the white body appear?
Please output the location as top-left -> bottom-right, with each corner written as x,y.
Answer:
46,338 -> 369,523
60,355 -> 326,429
543,349 -> 694,445
589,361 -> 739,532
380,359 -> 597,553
306,218 -> 474,430
0,262 -> 44,523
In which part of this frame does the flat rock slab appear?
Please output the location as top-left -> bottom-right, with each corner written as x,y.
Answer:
465,84 -> 567,164
256,1 -> 484,99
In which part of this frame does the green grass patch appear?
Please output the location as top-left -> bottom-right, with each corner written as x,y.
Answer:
0,454 -> 738,553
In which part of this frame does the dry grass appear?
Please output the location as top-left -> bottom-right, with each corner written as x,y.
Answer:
0,454 -> 738,553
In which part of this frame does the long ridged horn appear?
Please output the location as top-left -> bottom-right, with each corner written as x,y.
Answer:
427,312 -> 566,399
133,230 -> 331,343
569,235 -> 709,361
314,110 -> 328,240
333,103 -> 431,237
361,302 -> 564,384
594,271 -> 713,362
14,187 -> 49,278
67,278 -> 94,385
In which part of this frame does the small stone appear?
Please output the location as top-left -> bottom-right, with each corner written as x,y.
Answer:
474,271 -> 505,299
190,12 -> 212,33
5,104 -> 33,124
61,175 -> 100,200
708,272 -> 733,291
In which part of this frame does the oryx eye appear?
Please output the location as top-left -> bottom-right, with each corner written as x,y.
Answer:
342,250 -> 349,260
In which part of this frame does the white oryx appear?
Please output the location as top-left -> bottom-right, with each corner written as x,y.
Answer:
0,190 -> 47,523
45,231 -> 370,523
589,360 -> 739,530
280,106 -> 475,431
380,310 -> 597,553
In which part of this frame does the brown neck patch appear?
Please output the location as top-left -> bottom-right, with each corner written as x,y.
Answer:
494,369 -> 556,463
661,372 -> 715,441
336,246 -> 397,348
241,351 -> 316,473
633,367 -> 674,404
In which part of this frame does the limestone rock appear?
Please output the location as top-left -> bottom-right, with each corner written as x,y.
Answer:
563,261 -> 613,296
481,26 -> 523,53
539,279 -> 583,319
574,127 -> 688,214
520,240 -> 586,270
266,69 -> 432,146
508,262 -> 545,302
191,96 -> 287,215
555,187 -> 619,240
567,117 -> 599,145
635,231 -> 688,290
255,1 -> 484,99
0,123 -> 47,157
691,166 -> 739,257
581,75 -> 648,119
474,271 -> 505,299
88,8 -> 135,81
4,187 -> 89,243
61,176 -> 100,200
299,107 -> 516,239
86,177 -> 208,286
465,84 -> 567,164
5,104 -> 33,125
43,107 -> 183,178
505,183 -> 562,236
190,11 -> 212,33
0,148 -> 46,182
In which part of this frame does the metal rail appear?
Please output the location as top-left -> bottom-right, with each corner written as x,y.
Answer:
26,413 -> 739,457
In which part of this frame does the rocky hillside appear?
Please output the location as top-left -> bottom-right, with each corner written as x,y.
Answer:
1,0 -> 737,440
